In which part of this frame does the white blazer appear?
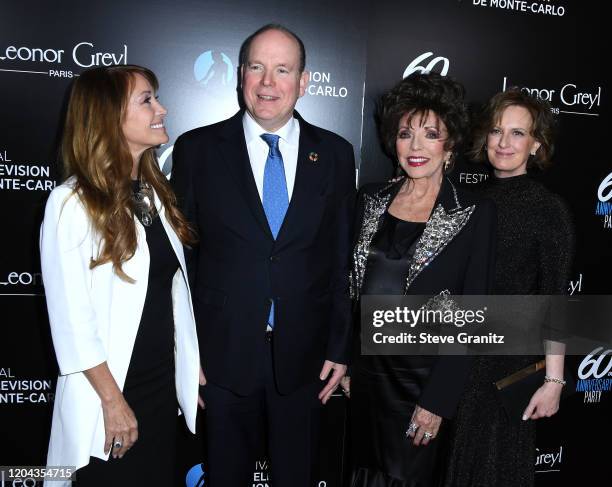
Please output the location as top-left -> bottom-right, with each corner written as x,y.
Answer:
40,179 -> 199,485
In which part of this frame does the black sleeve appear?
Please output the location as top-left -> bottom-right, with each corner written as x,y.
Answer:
538,195 -> 575,342
538,196 -> 575,294
325,140 -> 357,365
462,197 -> 498,294
170,134 -> 200,288
418,199 -> 498,419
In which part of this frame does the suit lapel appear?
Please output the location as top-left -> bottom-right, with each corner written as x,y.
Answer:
404,178 -> 475,291
349,180 -> 402,299
275,114 -> 326,247
350,177 -> 476,298
219,112 -> 273,239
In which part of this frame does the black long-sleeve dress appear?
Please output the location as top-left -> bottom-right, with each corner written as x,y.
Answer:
442,174 -> 574,487
77,184 -> 179,486
349,178 -> 497,487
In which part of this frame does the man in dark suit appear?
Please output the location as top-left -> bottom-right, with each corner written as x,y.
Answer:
171,24 -> 356,486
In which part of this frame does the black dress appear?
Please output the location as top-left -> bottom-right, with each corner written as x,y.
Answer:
442,174 -> 574,487
349,178 -> 497,487
351,214 -> 435,486
77,187 -> 179,486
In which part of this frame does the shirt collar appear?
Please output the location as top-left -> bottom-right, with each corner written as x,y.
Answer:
242,111 -> 299,147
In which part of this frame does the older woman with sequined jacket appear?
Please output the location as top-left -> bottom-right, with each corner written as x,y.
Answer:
346,73 -> 497,487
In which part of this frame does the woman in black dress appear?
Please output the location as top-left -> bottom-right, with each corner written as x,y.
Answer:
442,89 -> 574,486
41,66 -> 203,486
347,73 -> 497,487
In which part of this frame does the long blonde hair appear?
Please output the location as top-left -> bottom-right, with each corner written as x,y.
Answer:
61,65 -> 195,281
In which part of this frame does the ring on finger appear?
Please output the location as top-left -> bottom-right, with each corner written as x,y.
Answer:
405,422 -> 418,436
113,439 -> 123,449
423,431 -> 433,440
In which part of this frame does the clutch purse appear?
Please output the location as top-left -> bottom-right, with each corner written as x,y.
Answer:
493,360 -> 573,420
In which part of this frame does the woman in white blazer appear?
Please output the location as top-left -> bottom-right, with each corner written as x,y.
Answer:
40,65 -> 203,486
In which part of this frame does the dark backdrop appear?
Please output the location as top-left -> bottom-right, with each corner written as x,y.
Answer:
1,1 -> 609,485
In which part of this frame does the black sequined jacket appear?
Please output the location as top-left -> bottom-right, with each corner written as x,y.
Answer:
349,176 -> 497,418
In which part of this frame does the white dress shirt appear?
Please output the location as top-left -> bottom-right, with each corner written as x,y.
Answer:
242,112 -> 300,202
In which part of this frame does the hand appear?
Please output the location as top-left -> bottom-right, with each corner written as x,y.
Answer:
522,382 -> 563,420
198,366 -> 207,409
406,405 -> 442,446
102,394 -> 138,459
340,376 -> 351,398
318,360 -> 347,405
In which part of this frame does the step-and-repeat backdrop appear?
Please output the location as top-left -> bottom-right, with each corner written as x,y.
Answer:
1,0 -> 609,485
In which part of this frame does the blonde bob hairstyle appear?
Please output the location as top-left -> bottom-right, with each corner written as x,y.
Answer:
61,64 -> 195,281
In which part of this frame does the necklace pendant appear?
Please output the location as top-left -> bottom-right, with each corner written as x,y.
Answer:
141,212 -> 152,227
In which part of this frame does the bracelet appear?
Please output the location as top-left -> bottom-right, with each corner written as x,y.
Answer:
544,375 -> 566,386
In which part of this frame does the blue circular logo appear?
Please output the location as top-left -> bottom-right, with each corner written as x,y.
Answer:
185,463 -> 206,487
194,50 -> 233,88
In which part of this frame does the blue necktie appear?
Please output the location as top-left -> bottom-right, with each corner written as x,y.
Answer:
261,133 -> 289,328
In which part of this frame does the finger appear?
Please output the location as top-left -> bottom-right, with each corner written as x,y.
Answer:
340,377 -> 351,395
198,394 -> 206,409
326,369 -> 345,390
113,436 -> 125,458
318,381 -> 335,401
522,401 -> 536,421
199,368 -> 207,386
104,432 -> 113,455
321,388 -> 336,405
119,429 -> 134,458
129,424 -> 139,446
319,361 -> 333,381
331,364 -> 347,381
413,428 -> 425,446
406,422 -> 418,439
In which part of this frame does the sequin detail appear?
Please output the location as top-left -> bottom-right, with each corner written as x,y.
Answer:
404,204 -> 475,291
424,289 -> 458,313
350,192 -> 392,299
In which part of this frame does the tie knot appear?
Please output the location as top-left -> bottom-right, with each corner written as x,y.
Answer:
261,133 -> 280,151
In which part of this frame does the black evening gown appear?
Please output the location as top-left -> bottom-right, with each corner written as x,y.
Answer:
77,187 -> 179,486
350,213 -> 442,487
442,175 -> 574,487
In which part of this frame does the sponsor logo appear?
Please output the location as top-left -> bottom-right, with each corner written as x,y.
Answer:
0,368 -> 54,405
306,71 -> 348,98
576,347 -> 612,403
596,171 -> 612,229
0,41 -> 128,78
502,76 -> 602,117
471,0 -> 566,17
185,463 -> 206,487
535,446 -> 563,473
458,172 -> 489,184
568,273 -> 583,295
0,271 -> 42,286
0,150 -> 56,192
253,460 -> 270,487
194,50 -> 234,90
403,52 -> 449,78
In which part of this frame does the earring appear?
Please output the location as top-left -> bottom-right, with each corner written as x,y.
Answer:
444,155 -> 452,171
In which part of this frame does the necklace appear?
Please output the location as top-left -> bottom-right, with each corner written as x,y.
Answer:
133,178 -> 158,226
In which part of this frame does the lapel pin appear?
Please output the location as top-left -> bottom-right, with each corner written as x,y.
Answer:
308,152 -> 319,162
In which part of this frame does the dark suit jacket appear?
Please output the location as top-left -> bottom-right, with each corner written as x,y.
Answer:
171,111 -> 356,395
350,177 -> 497,418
